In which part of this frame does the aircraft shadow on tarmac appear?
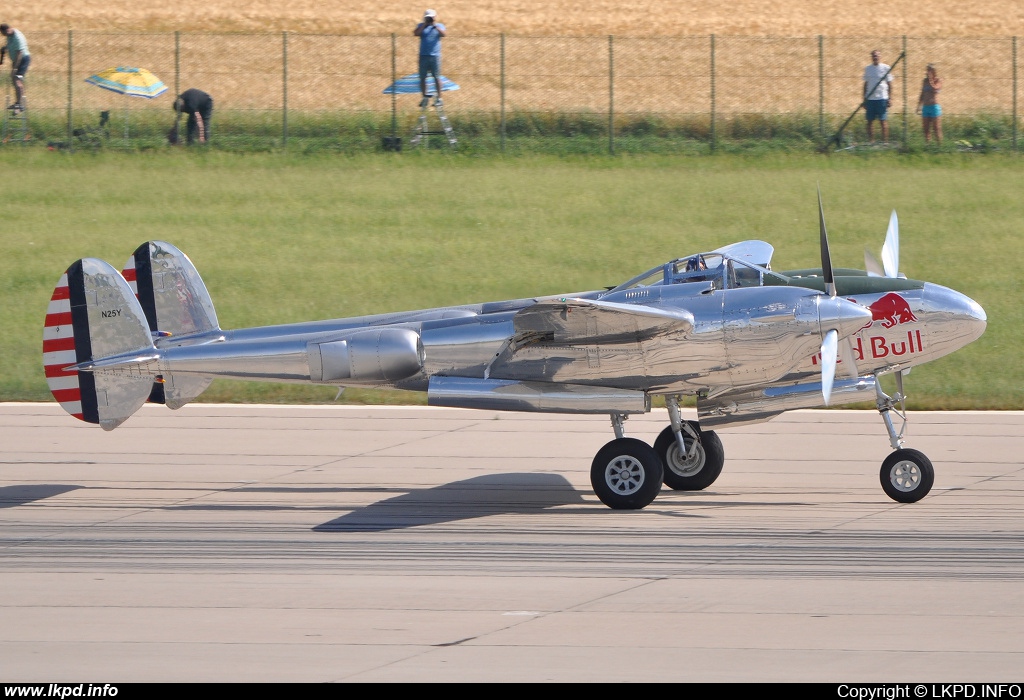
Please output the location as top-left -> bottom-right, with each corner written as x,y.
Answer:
1,479 -> 809,530
157,473 -> 587,531
313,473 -> 586,532
0,484 -> 82,508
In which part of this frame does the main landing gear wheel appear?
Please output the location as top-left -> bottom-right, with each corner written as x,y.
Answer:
590,437 -> 663,510
654,422 -> 725,491
880,448 -> 934,503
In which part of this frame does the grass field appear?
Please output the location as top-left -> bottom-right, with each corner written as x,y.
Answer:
5,150 -> 1021,409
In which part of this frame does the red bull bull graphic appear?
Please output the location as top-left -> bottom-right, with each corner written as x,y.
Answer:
865,292 -> 918,329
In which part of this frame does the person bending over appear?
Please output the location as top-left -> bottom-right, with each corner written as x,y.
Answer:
171,88 -> 213,145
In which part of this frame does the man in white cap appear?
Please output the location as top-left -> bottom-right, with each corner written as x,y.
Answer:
414,9 -> 446,107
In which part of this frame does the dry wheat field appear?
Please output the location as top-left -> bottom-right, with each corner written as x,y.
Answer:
10,2 -> 1022,125
18,1 -> 1024,37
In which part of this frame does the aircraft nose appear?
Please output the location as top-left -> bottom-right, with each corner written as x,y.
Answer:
924,282 -> 987,345
816,295 -> 874,338
963,295 -> 987,325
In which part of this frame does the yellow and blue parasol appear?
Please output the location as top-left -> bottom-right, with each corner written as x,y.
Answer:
85,67 -> 168,99
84,67 -> 168,143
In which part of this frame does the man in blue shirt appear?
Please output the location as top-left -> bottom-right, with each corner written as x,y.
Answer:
414,9 -> 446,107
0,24 -> 30,112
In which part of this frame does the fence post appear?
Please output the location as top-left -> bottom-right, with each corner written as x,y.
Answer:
609,35 -> 614,155
66,30 -> 73,152
1014,36 -> 1019,152
818,35 -> 824,139
500,33 -> 506,152
902,35 -> 908,148
174,32 -> 180,99
710,34 -> 716,153
391,33 -> 397,143
282,31 -> 289,147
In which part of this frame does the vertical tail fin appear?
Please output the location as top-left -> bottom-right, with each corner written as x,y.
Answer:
122,241 -> 219,338
43,259 -> 157,430
121,241 -> 221,409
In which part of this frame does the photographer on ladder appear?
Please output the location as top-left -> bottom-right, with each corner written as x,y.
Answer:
0,23 -> 30,113
414,9 -> 446,108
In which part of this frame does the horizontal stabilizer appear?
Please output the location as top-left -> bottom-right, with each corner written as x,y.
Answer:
515,298 -> 694,343
43,259 -> 157,430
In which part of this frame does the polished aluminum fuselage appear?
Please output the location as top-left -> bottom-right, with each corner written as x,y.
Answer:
140,270 -> 984,425
52,240 -> 986,435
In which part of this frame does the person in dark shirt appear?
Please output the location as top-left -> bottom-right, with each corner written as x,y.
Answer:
170,88 -> 213,144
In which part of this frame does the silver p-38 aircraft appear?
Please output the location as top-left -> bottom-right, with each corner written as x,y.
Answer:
43,196 -> 986,510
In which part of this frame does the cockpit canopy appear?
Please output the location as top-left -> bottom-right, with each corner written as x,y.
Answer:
609,241 -> 788,293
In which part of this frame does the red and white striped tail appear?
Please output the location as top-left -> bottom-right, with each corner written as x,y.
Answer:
42,271 -> 85,420
43,246 -> 219,427
40,258 -> 158,429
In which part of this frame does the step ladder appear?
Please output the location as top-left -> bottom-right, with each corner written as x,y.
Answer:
409,97 -> 457,150
1,102 -> 28,144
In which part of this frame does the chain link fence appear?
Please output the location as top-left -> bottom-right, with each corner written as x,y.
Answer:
5,31 -> 1020,153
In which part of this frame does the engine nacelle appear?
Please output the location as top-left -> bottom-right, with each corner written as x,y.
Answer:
309,328 -> 424,384
698,377 -> 877,429
427,376 -> 650,414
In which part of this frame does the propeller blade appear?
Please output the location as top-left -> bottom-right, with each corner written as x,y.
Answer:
840,337 -> 859,378
882,210 -> 899,278
817,186 -> 836,297
892,366 -> 909,392
864,247 -> 884,277
821,329 -> 838,405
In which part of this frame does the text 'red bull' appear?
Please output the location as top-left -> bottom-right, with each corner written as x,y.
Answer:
812,293 -> 923,365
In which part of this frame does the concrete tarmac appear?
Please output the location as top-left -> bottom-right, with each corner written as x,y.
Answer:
1,402 -> 1023,683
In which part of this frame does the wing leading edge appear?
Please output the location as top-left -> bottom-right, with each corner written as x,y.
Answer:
514,298 -> 694,344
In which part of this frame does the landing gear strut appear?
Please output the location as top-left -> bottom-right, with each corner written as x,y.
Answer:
875,373 -> 934,503
589,397 -> 726,510
590,415 -> 663,510
655,396 -> 724,491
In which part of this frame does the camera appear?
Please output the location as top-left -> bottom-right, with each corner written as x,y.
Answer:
425,16 -> 434,23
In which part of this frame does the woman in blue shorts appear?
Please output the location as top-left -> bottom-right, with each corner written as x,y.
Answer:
916,64 -> 943,144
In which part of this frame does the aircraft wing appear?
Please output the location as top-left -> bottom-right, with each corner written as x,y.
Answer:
514,298 -> 694,344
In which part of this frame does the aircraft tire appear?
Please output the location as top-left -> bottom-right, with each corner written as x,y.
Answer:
590,438 -> 663,510
655,423 -> 724,491
880,448 -> 934,503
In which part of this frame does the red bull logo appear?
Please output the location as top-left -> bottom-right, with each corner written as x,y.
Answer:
811,293 -> 924,367
865,292 -> 918,329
